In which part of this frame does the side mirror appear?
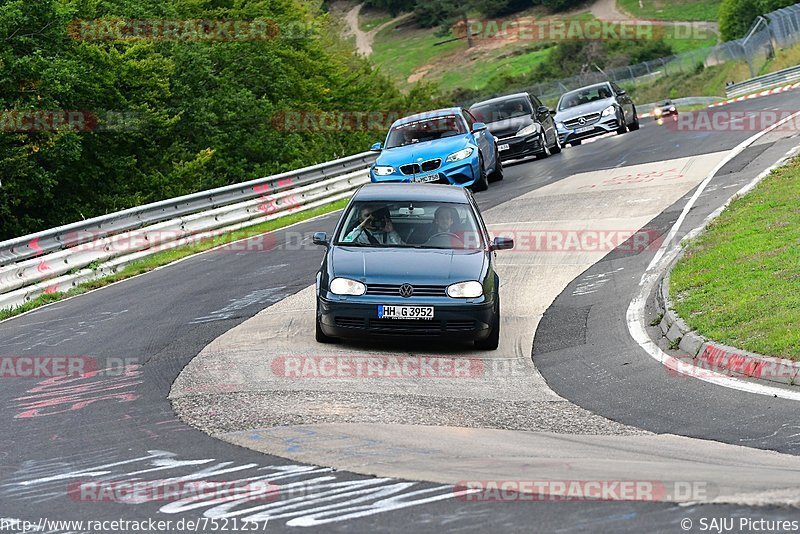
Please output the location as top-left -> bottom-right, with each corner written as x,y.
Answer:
617,89 -> 627,95
537,105 -> 549,115
472,122 -> 487,132
370,142 -> 382,151
312,232 -> 329,247
549,109 -> 556,116
491,236 -> 514,251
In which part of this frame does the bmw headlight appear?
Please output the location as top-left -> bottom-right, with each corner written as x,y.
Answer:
329,277 -> 366,296
601,105 -> 616,117
517,124 -> 538,136
446,280 -> 483,298
445,147 -> 474,163
373,165 -> 395,176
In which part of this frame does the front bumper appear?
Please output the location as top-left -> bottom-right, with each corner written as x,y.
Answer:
495,134 -> 543,161
317,294 -> 495,340
557,115 -> 620,145
370,158 -> 478,187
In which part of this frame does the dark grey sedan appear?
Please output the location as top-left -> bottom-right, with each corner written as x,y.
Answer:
554,81 -> 639,146
312,183 -> 513,350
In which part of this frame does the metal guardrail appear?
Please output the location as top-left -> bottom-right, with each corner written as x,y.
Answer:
0,152 -> 377,311
0,152 -> 377,267
725,64 -> 800,97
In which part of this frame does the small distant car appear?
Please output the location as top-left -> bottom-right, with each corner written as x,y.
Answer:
312,183 -> 514,350
554,81 -> 639,146
468,92 -> 561,161
368,108 -> 503,192
652,100 -> 678,122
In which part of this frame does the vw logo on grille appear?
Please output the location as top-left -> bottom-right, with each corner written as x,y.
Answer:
578,117 -> 586,125
399,284 -> 414,298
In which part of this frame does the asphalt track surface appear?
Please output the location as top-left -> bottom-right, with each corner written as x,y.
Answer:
1,91 -> 800,533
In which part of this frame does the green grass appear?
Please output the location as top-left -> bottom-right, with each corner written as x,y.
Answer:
0,199 -> 350,321
670,157 -> 800,359
617,0 -> 721,21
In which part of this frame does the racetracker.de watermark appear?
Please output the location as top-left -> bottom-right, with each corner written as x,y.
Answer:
455,18 -> 712,43
0,356 -> 142,378
67,480 -> 280,503
667,110 -> 800,132
272,356 -> 487,379
455,480 -> 715,502
0,110 -> 142,133
667,350 -> 800,381
67,18 -> 314,42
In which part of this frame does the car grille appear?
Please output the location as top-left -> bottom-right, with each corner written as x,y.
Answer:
445,320 -> 475,331
399,159 -> 442,175
335,317 -> 366,328
564,112 -> 601,129
334,317 -> 478,335
366,284 -> 448,297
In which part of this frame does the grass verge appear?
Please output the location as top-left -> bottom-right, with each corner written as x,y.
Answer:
670,155 -> 800,359
0,198 -> 350,322
617,0 -> 721,22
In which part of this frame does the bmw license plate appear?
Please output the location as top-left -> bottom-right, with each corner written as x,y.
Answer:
378,305 -> 434,320
411,173 -> 440,183
498,144 -> 510,151
574,126 -> 593,134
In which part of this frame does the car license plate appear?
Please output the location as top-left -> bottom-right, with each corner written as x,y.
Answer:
574,126 -> 593,134
498,144 -> 510,151
378,305 -> 434,320
411,173 -> 440,183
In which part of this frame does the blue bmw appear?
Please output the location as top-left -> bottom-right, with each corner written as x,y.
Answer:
369,108 -> 503,192
312,183 -> 513,350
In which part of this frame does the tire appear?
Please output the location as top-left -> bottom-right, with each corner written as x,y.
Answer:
537,132 -> 551,159
488,148 -> 504,182
471,154 -> 489,192
629,107 -> 640,131
315,304 -> 337,344
475,296 -> 500,351
550,133 -> 562,154
570,139 -> 581,146
616,111 -> 628,135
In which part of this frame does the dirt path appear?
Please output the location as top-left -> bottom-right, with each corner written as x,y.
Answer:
344,3 -> 414,57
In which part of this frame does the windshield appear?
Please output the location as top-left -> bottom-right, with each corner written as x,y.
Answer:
470,97 -> 532,123
335,200 -> 483,249
385,115 -> 467,149
558,84 -> 614,111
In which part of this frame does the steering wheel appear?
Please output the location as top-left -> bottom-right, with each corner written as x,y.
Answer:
425,232 -> 463,245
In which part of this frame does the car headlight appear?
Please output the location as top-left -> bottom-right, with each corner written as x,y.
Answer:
653,107 -> 662,116
517,124 -> 538,136
329,277 -> 366,296
373,165 -> 395,176
556,122 -> 566,130
446,280 -> 483,298
445,147 -> 474,163
601,105 -> 616,117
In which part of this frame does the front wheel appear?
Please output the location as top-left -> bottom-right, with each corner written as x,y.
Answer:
315,304 -> 337,344
537,132 -> 551,159
471,154 -> 489,192
475,297 -> 500,351
616,111 -> 628,135
629,107 -> 640,131
570,139 -> 581,146
488,148 -> 504,182
550,133 -> 562,154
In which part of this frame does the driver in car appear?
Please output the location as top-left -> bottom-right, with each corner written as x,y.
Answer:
415,206 -> 465,246
343,206 -> 404,245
